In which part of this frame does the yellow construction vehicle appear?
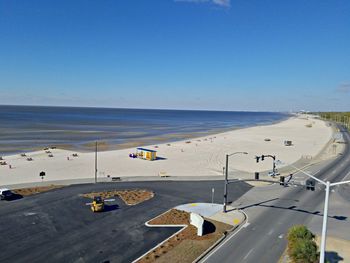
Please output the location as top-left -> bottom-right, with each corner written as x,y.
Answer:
86,196 -> 115,212
91,196 -> 104,212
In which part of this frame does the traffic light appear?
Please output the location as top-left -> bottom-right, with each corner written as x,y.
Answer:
280,176 -> 285,186
306,179 -> 315,191
261,155 -> 265,161
255,172 -> 259,180
256,156 -> 260,163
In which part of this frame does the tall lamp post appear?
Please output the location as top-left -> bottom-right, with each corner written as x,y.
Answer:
95,141 -> 98,183
276,160 -> 350,263
223,151 -> 248,213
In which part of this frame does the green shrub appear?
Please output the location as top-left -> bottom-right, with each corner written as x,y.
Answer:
287,225 -> 319,263
290,239 -> 318,263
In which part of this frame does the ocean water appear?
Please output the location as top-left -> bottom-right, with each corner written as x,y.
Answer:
0,105 -> 290,155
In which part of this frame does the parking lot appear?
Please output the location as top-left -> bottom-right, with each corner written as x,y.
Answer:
0,180 -> 251,263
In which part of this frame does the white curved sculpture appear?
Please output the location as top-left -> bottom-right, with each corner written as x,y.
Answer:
190,212 -> 204,236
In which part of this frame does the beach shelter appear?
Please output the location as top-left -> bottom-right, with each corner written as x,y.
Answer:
136,148 -> 157,161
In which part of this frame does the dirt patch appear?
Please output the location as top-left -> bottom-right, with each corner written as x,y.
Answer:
137,209 -> 231,263
12,185 -> 64,196
81,189 -> 154,205
149,209 -> 190,225
316,235 -> 350,263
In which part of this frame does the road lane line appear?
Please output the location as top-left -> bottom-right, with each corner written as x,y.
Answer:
243,248 -> 254,260
201,210 -> 249,262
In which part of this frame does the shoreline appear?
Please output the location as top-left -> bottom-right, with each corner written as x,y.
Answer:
0,115 -> 333,186
0,114 -> 292,157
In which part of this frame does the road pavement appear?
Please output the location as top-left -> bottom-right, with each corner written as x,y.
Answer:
0,180 -> 251,263
202,125 -> 350,263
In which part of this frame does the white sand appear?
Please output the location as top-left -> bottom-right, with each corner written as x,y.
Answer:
0,116 -> 333,186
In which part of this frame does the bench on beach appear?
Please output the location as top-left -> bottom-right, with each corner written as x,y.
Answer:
111,177 -> 121,182
159,171 -> 169,178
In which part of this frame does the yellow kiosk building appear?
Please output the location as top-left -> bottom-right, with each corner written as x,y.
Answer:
136,148 -> 157,161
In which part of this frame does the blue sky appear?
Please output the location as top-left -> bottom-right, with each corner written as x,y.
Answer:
0,0 -> 349,111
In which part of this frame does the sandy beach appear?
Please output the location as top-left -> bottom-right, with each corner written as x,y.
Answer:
0,115 -> 334,186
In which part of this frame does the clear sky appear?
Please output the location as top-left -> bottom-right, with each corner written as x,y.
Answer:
0,0 -> 349,111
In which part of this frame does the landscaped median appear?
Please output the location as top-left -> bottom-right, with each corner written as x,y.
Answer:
80,189 -> 154,205
12,185 -> 64,196
134,203 -> 246,263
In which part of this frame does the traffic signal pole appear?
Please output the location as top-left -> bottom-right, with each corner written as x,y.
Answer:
256,154 -> 277,176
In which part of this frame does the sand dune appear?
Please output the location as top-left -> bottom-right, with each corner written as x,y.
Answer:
0,115 -> 333,186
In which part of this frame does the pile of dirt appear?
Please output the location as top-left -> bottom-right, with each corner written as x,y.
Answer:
13,185 -> 64,196
81,189 -> 154,205
138,209 -> 231,263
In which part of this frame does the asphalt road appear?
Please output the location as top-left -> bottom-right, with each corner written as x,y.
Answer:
202,125 -> 350,263
0,180 -> 251,263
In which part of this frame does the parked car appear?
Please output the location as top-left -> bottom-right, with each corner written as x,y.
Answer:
0,188 -> 13,200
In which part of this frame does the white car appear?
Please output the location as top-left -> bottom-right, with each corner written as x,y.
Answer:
0,188 -> 13,200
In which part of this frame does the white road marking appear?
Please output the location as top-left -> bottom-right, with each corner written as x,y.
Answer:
24,212 -> 36,216
201,211 -> 249,262
243,248 -> 254,260
243,222 -> 250,228
267,229 -> 274,235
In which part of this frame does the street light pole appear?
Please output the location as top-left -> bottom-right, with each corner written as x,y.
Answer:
223,151 -> 248,213
224,154 -> 229,213
95,141 -> 97,183
320,181 -> 330,263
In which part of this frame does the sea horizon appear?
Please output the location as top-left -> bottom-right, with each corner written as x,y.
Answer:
0,105 -> 291,156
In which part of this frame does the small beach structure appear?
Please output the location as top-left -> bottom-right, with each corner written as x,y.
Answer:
284,140 -> 292,146
136,148 -> 157,161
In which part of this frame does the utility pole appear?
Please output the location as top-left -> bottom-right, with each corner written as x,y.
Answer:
95,141 -> 98,183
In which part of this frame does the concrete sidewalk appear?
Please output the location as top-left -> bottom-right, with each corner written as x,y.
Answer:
175,203 -> 245,226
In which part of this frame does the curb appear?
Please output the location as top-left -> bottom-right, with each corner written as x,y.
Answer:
132,208 -> 188,263
193,209 -> 247,263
